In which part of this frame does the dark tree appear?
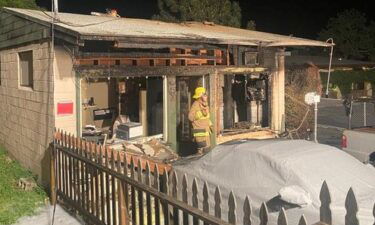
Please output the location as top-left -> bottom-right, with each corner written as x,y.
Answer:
0,0 -> 39,9
318,9 -> 375,61
153,0 -> 255,29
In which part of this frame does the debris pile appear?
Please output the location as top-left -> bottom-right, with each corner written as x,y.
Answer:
285,63 -> 322,139
110,137 -> 179,163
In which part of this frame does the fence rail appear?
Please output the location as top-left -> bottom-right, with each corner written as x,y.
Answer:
52,130 -> 375,225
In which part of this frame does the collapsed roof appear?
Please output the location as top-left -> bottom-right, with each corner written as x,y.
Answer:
3,7 -> 332,48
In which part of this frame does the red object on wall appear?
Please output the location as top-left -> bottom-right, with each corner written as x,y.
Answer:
57,102 -> 73,115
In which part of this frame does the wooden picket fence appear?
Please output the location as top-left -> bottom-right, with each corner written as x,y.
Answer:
51,130 -> 375,225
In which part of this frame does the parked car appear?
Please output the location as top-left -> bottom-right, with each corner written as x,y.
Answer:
342,127 -> 375,165
172,139 -> 375,225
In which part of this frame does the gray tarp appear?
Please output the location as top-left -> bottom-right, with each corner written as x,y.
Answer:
172,139 -> 375,225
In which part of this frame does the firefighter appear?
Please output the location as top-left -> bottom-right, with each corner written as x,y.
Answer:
188,87 -> 213,155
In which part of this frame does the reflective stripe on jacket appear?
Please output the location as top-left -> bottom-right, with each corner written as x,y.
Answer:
192,128 -> 209,137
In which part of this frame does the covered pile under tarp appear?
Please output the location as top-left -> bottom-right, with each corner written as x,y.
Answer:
172,139 -> 375,225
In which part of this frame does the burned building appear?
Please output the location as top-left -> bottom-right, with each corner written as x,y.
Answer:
0,7 -> 332,181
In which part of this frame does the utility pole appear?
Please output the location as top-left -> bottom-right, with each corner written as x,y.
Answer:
325,38 -> 334,98
53,0 -> 58,14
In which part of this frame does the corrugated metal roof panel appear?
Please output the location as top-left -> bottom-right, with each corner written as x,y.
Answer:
3,7 -> 332,47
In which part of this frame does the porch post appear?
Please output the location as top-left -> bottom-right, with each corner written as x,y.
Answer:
166,76 -> 177,151
209,71 -> 218,147
271,49 -> 286,133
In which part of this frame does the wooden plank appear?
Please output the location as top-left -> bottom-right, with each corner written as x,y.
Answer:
94,145 -> 100,219
79,139 -> 85,210
145,162 -> 152,225
0,29 -> 49,49
192,178 -> 199,225
72,137 -> 78,204
85,142 -> 90,214
172,171 -> 179,225
75,65 -> 267,79
99,146 -> 106,221
0,19 -> 34,36
140,90 -> 148,136
166,76 -> 177,151
182,174 -> 189,225
138,160 -> 144,225
68,135 -> 73,201
203,182 -> 210,225
130,158 -> 137,225
105,148 -> 111,224
118,151 -> 129,225
90,144 -> 96,216
217,130 -> 276,144
77,51 -> 224,59
154,164 -> 161,225
0,14 -> 20,28
0,12 -> 14,23
50,140 -> 56,205
111,151 -> 117,225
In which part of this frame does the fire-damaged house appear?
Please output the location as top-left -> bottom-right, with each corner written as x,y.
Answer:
0,7 -> 332,182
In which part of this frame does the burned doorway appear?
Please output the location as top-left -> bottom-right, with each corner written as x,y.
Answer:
222,73 -> 269,130
176,75 -> 209,156
117,76 -> 164,137
81,76 -> 164,140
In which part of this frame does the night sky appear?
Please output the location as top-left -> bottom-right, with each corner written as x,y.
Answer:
35,0 -> 373,39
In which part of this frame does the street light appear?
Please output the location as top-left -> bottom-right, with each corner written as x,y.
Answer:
325,38 -> 334,98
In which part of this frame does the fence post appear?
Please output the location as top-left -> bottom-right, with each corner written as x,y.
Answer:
162,171 -> 170,225
345,187 -> 359,225
138,159 -> 144,225
130,158 -> 137,225
277,208 -> 288,225
228,191 -> 237,224
118,152 -> 129,225
171,171 -> 179,225
320,181 -> 332,225
243,196 -> 252,225
192,178 -> 199,225
145,162 -> 152,225
182,174 -> 189,225
203,181 -> 210,225
50,137 -> 56,205
154,164 -> 161,225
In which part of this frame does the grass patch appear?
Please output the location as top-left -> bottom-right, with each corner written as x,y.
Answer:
0,146 -> 47,225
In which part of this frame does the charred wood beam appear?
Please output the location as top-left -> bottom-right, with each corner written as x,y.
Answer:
75,65 -> 267,78
78,36 -> 259,48
76,52 -> 221,59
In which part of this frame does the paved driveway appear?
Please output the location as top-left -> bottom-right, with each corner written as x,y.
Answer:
318,98 -> 375,128
317,98 -> 375,148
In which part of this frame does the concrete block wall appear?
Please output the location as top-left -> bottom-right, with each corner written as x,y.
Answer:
54,46 -> 77,135
0,41 -> 55,185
